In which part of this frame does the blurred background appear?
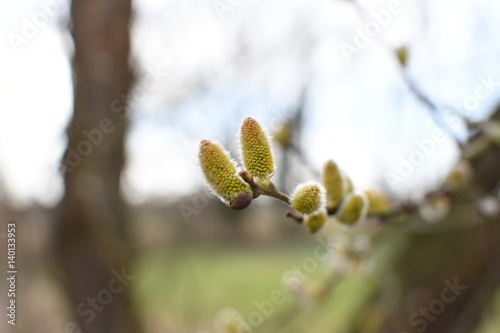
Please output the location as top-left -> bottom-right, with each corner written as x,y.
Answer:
0,0 -> 499,332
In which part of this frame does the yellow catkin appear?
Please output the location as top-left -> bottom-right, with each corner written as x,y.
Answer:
364,189 -> 390,214
322,160 -> 344,209
337,192 -> 368,225
198,140 -> 250,204
304,209 -> 328,234
291,182 -> 326,215
343,174 -> 354,195
240,117 -> 275,186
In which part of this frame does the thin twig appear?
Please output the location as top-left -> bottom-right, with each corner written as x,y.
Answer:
239,171 -> 291,205
262,182 -> 292,205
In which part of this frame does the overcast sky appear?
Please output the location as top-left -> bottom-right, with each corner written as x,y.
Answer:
1,0 -> 499,207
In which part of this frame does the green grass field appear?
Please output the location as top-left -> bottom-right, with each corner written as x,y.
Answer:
132,240 -> 379,333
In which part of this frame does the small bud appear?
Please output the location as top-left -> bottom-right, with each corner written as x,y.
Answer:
240,117 -> 275,187
239,170 -> 254,184
396,46 -> 409,67
336,192 -> 368,226
363,189 -> 390,214
343,174 -> 354,195
291,182 -> 326,215
322,160 -> 344,209
445,160 -> 473,191
229,191 -> 253,210
304,208 -> 328,233
273,123 -> 292,147
198,140 -> 252,207
419,195 -> 451,223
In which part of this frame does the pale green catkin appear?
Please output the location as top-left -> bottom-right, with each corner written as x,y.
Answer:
291,182 -> 326,215
240,117 -> 275,186
199,140 -> 251,204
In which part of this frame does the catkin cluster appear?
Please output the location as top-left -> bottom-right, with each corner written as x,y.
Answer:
199,117 -> 275,210
199,117 -> 388,233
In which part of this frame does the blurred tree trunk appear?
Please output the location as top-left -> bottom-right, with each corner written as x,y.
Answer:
355,110 -> 500,333
375,197 -> 500,333
55,0 -> 141,332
